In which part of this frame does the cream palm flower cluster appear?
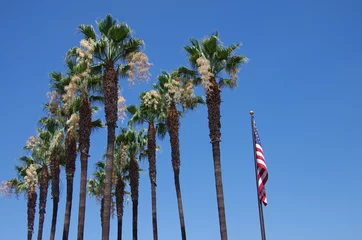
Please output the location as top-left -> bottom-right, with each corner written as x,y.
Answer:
66,113 -> 79,138
63,39 -> 96,104
117,95 -> 126,122
196,56 -> 214,92
163,78 -> 181,103
53,131 -> 64,148
0,180 -> 13,198
163,78 -> 195,107
142,90 -> 161,111
179,81 -> 195,108
230,67 -> 240,85
120,145 -> 128,166
24,164 -> 38,193
26,136 -> 40,149
126,52 -> 152,86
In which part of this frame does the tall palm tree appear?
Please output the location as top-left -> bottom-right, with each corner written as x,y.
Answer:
113,145 -> 130,240
154,70 -> 204,240
48,71 -> 79,240
78,15 -> 150,239
116,127 -> 148,240
63,40 -> 103,240
24,134 -> 50,240
182,33 -> 247,240
4,157 -> 38,240
38,115 -> 65,240
127,94 -> 167,240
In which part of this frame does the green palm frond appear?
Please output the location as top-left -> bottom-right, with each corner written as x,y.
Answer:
184,32 -> 247,88
91,119 -> 105,131
78,24 -> 96,40
108,23 -> 131,42
219,79 -> 237,89
96,14 -> 117,37
123,38 -> 144,56
117,64 -> 131,78
156,123 -> 167,140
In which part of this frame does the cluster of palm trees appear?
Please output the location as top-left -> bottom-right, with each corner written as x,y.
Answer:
1,14 -> 247,240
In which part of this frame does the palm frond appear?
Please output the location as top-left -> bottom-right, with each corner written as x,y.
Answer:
219,79 -> 237,89
108,23 -> 131,42
91,119 -> 104,131
78,24 -> 96,40
156,122 -> 167,140
96,14 -> 117,36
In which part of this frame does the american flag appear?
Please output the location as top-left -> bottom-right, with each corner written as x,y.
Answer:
253,118 -> 269,206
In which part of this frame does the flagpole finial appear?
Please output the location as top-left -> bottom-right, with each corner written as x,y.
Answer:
250,110 -> 254,115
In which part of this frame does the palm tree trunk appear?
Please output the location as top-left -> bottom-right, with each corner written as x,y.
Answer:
28,190 -> 37,240
167,103 -> 187,240
147,122 -> 158,240
115,177 -> 125,240
206,78 -> 228,240
102,63 -> 118,240
50,151 -> 60,240
129,155 -> 139,240
100,197 -> 105,230
62,132 -> 77,240
37,166 -> 49,240
77,96 -> 92,240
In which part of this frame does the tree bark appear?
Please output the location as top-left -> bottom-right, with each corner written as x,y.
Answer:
28,190 -> 37,240
102,63 -> 118,240
37,166 -> 49,240
77,96 -> 92,240
100,197 -> 105,230
206,78 -> 228,240
129,155 -> 139,240
63,132 -> 77,240
115,177 -> 125,240
167,103 -> 186,240
50,151 -> 60,240
147,122 -> 158,240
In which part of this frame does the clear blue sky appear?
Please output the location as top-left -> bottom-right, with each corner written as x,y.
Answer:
1,0 -> 361,239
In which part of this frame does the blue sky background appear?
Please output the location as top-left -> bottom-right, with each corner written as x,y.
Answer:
1,0 -> 361,239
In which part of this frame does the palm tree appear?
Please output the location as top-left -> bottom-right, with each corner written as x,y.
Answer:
127,95 -> 167,240
63,40 -> 103,240
4,157 -> 38,240
154,71 -> 204,240
23,134 -> 50,240
116,127 -> 148,240
48,71 -> 79,240
113,145 -> 129,240
182,33 -> 247,240
78,14 -> 150,239
38,114 -> 65,240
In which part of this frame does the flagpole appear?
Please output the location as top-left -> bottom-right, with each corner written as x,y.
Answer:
250,111 -> 267,240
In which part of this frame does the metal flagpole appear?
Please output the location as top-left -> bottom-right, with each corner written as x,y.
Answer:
250,111 -> 267,240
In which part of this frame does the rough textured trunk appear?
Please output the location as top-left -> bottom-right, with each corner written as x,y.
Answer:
147,122 -> 158,240
167,103 -> 186,240
102,63 -> 118,240
50,151 -> 60,240
62,132 -> 77,240
37,166 -> 49,240
115,177 -> 125,240
206,78 -> 228,240
129,155 -> 139,240
27,190 -> 37,240
77,96 -> 92,240
100,197 -> 105,230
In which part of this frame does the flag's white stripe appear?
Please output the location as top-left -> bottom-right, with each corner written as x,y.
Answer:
256,151 -> 265,160
257,159 -> 267,168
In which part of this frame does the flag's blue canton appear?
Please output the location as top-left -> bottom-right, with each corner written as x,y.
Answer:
253,121 -> 262,145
